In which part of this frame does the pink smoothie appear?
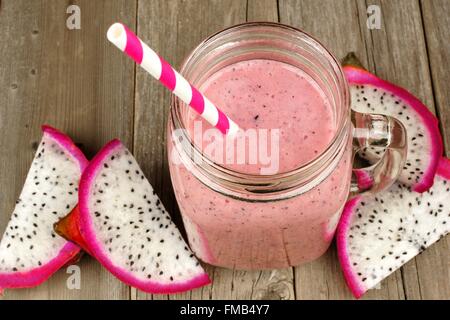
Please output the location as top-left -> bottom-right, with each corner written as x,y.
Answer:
169,59 -> 353,269
187,60 -> 335,174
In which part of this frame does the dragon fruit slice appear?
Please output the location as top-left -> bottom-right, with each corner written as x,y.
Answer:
337,158 -> 450,298
343,53 -> 443,193
75,139 -> 210,294
0,126 -> 88,293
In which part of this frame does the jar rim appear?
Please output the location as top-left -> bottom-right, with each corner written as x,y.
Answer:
169,22 -> 351,200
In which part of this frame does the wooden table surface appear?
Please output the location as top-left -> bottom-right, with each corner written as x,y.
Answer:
0,0 -> 448,300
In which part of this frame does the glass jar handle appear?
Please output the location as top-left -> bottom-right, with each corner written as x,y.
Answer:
350,111 -> 407,195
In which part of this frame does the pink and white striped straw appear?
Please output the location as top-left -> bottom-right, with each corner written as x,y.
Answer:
107,23 -> 239,135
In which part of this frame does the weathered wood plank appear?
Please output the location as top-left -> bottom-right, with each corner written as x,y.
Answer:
247,0 -> 279,22
414,0 -> 450,300
279,0 -> 406,299
133,0 -> 295,300
421,0 -> 450,156
0,0 -> 136,299
280,0 -> 369,63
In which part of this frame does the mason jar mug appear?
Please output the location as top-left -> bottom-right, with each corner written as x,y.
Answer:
167,22 -> 406,270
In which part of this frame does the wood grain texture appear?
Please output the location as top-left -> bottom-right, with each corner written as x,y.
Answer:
0,0 -> 136,299
415,0 -> 450,300
279,0 -> 369,63
422,0 -> 450,155
247,0 -> 279,22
